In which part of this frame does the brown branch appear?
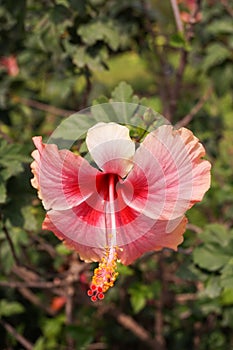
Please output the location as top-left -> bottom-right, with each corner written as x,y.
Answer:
185,0 -> 203,41
186,223 -> 203,234
65,279 -> 75,349
0,319 -> 33,350
18,287 -> 55,315
116,312 -> 154,346
154,254 -> 166,350
99,303 -> 156,348
80,71 -> 92,109
193,322 -> 202,350
0,280 -> 63,289
64,255 -> 84,350
141,0 -> 173,120
170,49 -> 188,117
29,234 -> 58,258
175,293 -> 197,303
169,1 -> 203,117
2,224 -> 21,266
170,0 -> 184,32
220,0 -> 233,17
87,343 -> 107,350
175,86 -> 213,128
156,53 -> 173,120
154,302 -> 165,350
2,265 -> 64,293
2,224 -> 55,276
12,264 -> 43,282
14,96 -> 76,117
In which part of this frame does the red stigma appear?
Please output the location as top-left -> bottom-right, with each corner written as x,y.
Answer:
87,284 -> 105,302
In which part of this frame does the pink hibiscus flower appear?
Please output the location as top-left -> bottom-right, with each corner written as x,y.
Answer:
31,122 -> 211,301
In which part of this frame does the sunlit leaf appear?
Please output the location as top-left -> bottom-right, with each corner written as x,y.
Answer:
0,300 -> 24,318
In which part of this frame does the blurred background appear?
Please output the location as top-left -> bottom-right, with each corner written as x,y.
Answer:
0,0 -> 233,349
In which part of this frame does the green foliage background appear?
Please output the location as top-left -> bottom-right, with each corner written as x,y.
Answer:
0,0 -> 233,349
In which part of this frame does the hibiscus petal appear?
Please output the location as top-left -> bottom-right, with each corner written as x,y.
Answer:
42,190 -> 129,261
39,173 -> 155,257
118,216 -> 188,265
86,122 -> 135,178
31,136 -> 99,210
43,212 -> 104,262
42,195 -> 186,264
121,125 -> 211,221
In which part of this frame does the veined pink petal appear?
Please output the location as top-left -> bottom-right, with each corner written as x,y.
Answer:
42,199 -> 187,264
121,125 -> 211,221
86,122 -> 135,178
41,185 -> 141,256
118,216 -> 188,265
31,136 -> 99,210
41,184 -> 184,261
43,213 -> 104,262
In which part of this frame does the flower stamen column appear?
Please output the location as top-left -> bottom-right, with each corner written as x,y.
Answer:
87,174 -> 118,301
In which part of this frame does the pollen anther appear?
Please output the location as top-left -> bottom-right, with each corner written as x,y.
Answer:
87,247 -> 118,301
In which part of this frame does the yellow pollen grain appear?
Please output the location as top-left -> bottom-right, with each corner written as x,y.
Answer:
91,247 -> 118,294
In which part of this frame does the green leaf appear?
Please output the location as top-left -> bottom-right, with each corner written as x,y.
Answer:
55,243 -> 72,256
54,0 -> 69,7
129,283 -> 155,314
71,46 -> 107,71
211,63 -> 233,96
0,223 -> 29,273
193,224 -> 233,273
50,4 -> 72,26
130,290 -> 147,314
207,18 -> 233,35
200,300 -> 222,316
202,43 -> 231,71
43,315 -> 65,339
220,258 -> 233,289
0,300 -> 24,318
169,33 -> 187,49
193,243 -> 231,271
0,138 -> 27,181
200,224 -> 231,247
111,81 -> 134,102
222,308 -> 233,327
38,314 -> 65,349
33,337 -> 45,350
78,20 -> 121,51
0,175 -> 6,204
92,95 -> 109,105
66,325 -> 94,348
204,276 -> 222,298
220,288 -> 233,306
116,263 -> 134,276
176,262 -> 199,281
21,205 -> 38,231
69,0 -> 86,13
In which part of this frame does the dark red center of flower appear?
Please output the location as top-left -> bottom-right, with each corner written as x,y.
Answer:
96,173 -> 119,201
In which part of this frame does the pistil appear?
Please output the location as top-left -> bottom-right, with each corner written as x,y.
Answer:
87,174 -> 119,302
